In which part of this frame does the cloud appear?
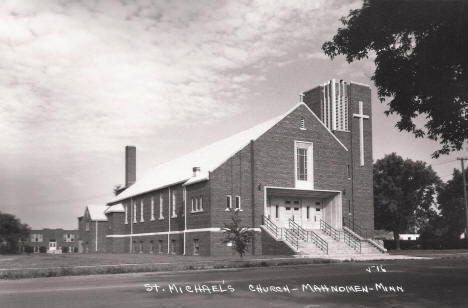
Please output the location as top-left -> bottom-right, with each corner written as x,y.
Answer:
0,0 -> 366,228
0,0 -> 362,153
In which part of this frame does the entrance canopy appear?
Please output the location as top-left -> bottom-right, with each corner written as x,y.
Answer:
265,187 -> 342,229
267,187 -> 340,199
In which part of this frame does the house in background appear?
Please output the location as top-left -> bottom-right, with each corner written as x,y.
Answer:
77,205 -> 108,253
21,229 -> 78,253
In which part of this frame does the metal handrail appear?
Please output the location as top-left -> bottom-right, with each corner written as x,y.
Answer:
262,215 -> 282,239
320,219 -> 340,241
288,219 -> 307,241
343,228 -> 361,253
284,228 -> 299,251
307,230 -> 328,254
343,216 -> 372,239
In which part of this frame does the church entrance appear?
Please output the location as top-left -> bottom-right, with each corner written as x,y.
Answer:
265,187 -> 342,230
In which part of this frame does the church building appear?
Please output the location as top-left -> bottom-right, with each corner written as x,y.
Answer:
102,79 -> 385,256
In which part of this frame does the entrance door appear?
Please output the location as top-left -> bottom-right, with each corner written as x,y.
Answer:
312,201 -> 323,229
48,241 -> 57,253
291,201 -> 302,223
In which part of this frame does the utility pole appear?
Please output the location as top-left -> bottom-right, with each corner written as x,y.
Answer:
457,157 -> 468,239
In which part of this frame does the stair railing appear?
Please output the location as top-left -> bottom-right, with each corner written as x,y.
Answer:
284,228 -> 299,251
343,228 -> 361,253
342,216 -> 373,239
319,219 -> 340,241
262,215 -> 282,239
288,219 -> 307,241
307,230 -> 328,254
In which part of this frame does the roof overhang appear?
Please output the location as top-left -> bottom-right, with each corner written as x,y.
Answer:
266,187 -> 340,199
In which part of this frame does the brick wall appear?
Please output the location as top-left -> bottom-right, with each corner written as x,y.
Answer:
349,83 -> 374,232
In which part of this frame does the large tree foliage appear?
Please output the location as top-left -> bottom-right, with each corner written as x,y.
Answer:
373,153 -> 440,248
323,0 -> 468,157
0,212 -> 30,254
221,212 -> 253,258
437,169 -> 467,239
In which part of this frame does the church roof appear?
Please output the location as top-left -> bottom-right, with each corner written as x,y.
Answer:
108,102 -> 347,204
104,203 -> 125,214
86,205 -> 109,221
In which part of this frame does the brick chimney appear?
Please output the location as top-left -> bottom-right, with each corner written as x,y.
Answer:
125,146 -> 136,187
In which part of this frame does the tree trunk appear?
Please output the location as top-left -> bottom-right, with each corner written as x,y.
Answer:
394,231 -> 400,250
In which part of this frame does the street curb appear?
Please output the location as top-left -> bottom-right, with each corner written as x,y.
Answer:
0,257 -> 340,280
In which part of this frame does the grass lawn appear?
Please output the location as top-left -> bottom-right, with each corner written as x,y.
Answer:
0,253 -> 293,270
389,249 -> 468,258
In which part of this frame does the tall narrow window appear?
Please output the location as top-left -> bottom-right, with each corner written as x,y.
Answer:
295,141 -> 313,189
124,205 -> 128,224
297,148 -> 308,181
226,195 -> 232,210
347,164 -> 351,179
199,196 -> 203,211
172,190 -> 177,217
307,206 -> 310,219
194,198 -> 198,211
275,205 -> 279,219
159,195 -> 164,219
150,197 -> 155,221
191,197 -> 195,212
149,240 -> 154,254
235,196 -> 241,210
140,200 -> 144,222
158,240 -> 163,254
170,240 -> 176,254
133,202 -> 137,223
193,239 -> 200,255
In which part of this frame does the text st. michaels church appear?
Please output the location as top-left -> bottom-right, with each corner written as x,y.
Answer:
78,79 -> 386,256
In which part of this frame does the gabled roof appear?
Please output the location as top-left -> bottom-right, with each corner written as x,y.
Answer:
104,203 -> 125,214
86,205 -> 108,221
108,102 -> 347,204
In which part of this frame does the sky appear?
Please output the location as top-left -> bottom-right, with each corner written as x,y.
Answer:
0,0 -> 466,229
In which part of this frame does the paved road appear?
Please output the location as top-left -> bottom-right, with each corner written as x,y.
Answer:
1,259 -> 467,308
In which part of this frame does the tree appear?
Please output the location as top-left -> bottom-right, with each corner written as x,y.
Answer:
437,169 -> 467,239
0,212 -> 30,254
323,0 -> 468,158
221,212 -> 253,258
373,153 -> 441,249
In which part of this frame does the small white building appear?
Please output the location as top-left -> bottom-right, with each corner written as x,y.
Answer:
399,234 -> 420,241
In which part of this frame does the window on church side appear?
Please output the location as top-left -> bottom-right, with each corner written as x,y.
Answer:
150,197 -> 155,221
275,205 -> 279,218
307,206 -> 310,219
172,190 -> 177,218
199,196 -> 203,211
235,196 -> 241,211
133,202 -> 137,223
297,148 -> 308,181
140,200 -> 144,222
86,222 -> 90,231
226,195 -> 232,211
159,195 -> 164,219
193,239 -> 200,255
158,240 -> 163,254
124,205 -> 128,224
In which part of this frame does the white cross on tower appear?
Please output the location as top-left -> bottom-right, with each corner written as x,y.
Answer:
353,101 -> 369,166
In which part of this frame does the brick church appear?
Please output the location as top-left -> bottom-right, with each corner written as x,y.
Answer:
86,79 -> 385,256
